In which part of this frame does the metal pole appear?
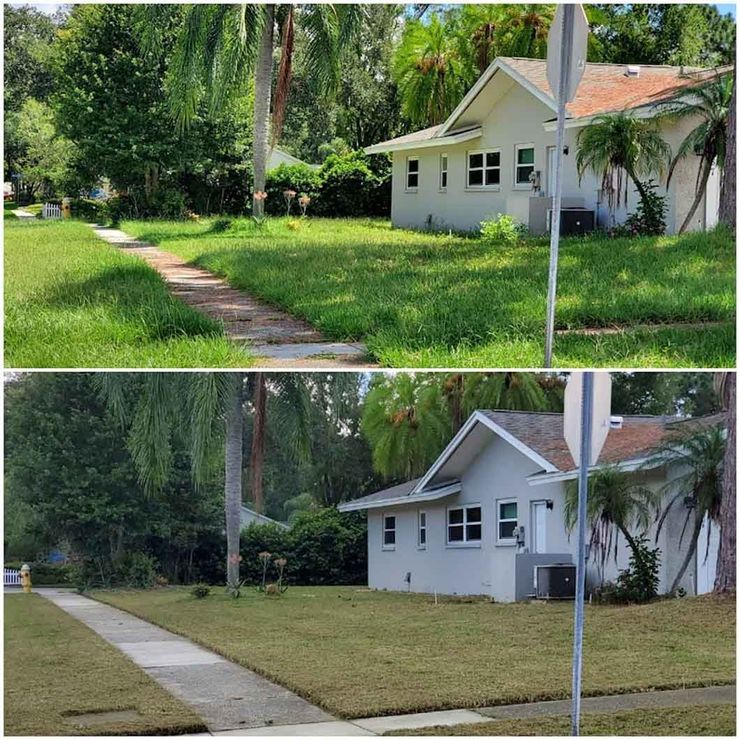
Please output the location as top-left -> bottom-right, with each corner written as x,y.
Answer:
544,4 -> 575,368
571,371 -> 593,736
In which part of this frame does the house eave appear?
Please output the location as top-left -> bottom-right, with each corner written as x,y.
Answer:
526,455 -> 660,486
337,481 -> 462,513
364,127 -> 482,155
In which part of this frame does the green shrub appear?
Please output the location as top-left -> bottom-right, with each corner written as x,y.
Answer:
190,582 -> 211,599
623,181 -> 667,236
114,553 -> 158,588
69,197 -> 109,223
4,562 -> 73,585
265,163 -> 322,216
480,213 -> 528,244
595,537 -> 661,604
315,151 -> 387,218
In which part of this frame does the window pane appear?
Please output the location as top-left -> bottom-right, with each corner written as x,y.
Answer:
385,516 -> 396,530
408,159 -> 419,173
500,502 -> 517,520
517,147 -> 534,165
448,524 -> 464,542
420,512 -> 426,527
420,529 -> 426,545
468,169 -> 483,186
441,171 -> 447,188
407,173 -> 418,188
517,165 -> 534,184
466,506 -> 482,523
384,530 -> 396,545
486,151 -> 500,167
448,508 -> 464,524
469,153 -> 483,169
466,523 -> 482,541
499,521 -> 517,540
485,168 -> 500,186
441,155 -> 448,169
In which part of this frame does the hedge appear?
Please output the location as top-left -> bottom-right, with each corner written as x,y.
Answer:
240,508 -> 367,586
4,561 -> 74,585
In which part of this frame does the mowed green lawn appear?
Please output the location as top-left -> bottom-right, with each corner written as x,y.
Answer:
5,220 -> 249,367
393,705 -> 736,736
4,594 -> 204,735
122,217 -> 735,368
94,588 -> 736,719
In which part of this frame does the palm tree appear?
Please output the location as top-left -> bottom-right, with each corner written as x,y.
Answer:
144,5 -> 363,216
660,74 -> 733,233
713,372 -> 735,594
650,423 -> 725,593
564,467 -> 659,580
392,14 -> 469,127
361,374 -> 451,480
499,4 -> 555,59
98,373 -> 310,588
576,112 -> 672,210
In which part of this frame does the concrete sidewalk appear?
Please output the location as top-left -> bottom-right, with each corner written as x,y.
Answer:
37,589 -> 365,735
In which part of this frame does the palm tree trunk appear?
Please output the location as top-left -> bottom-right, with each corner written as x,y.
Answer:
714,372 -> 736,593
718,74 -> 736,231
225,374 -> 244,587
252,5 -> 274,216
250,373 -> 267,513
669,512 -> 704,594
678,160 -> 712,234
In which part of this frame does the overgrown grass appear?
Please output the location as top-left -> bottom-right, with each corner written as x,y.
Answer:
391,704 -> 736,736
122,217 -> 735,368
5,220 -> 250,368
94,588 -> 736,719
4,594 -> 205,735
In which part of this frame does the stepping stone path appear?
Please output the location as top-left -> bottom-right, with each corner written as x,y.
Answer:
91,225 -> 373,367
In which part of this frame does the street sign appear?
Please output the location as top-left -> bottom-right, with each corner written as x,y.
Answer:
564,371 -> 611,469
546,4 -> 589,103
543,4 -> 589,368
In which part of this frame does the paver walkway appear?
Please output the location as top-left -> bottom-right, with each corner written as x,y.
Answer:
37,589 -> 366,735
91,225 -> 373,368
12,208 -> 35,219
31,589 -> 736,736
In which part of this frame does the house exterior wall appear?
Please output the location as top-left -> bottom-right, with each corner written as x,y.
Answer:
366,436 -> 708,600
389,81 -> 711,235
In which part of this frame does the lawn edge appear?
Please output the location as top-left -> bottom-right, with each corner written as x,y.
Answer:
88,590 -> 737,721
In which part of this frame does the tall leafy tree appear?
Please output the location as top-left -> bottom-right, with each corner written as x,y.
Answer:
610,373 -> 719,417
661,74 -> 733,233
718,75 -> 736,231
154,4 -> 363,216
576,111 -> 672,209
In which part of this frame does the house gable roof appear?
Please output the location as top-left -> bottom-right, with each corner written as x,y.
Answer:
339,409 -> 726,511
366,56 -> 730,154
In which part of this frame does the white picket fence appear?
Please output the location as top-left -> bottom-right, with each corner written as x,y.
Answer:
42,202 -> 62,219
4,568 -> 21,586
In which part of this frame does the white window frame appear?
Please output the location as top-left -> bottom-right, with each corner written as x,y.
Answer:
446,503 -> 482,547
497,498 -> 518,545
466,148 -> 501,190
406,157 -> 419,191
382,513 -> 396,550
514,143 -> 535,189
439,153 -> 448,191
418,510 -> 427,549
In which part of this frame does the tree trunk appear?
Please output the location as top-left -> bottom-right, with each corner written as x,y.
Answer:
669,512 -> 704,593
252,6 -> 274,216
250,373 -> 267,513
714,372 -> 736,594
678,160 -> 712,234
224,374 -> 244,587
718,73 -> 736,231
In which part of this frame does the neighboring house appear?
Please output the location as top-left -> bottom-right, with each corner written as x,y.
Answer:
339,397 -> 723,601
365,57 -> 730,234
240,505 -> 290,531
268,147 -> 319,171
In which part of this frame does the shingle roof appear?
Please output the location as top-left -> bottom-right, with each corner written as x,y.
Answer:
482,410 -> 726,472
500,57 -> 731,119
346,478 -> 421,507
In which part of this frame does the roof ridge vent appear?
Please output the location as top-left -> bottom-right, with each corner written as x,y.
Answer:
610,415 -> 624,429
625,65 -> 640,77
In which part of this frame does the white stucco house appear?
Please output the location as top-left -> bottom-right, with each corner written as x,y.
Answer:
365,57 -> 729,234
240,505 -> 289,531
339,398 -> 724,602
268,147 -> 319,171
